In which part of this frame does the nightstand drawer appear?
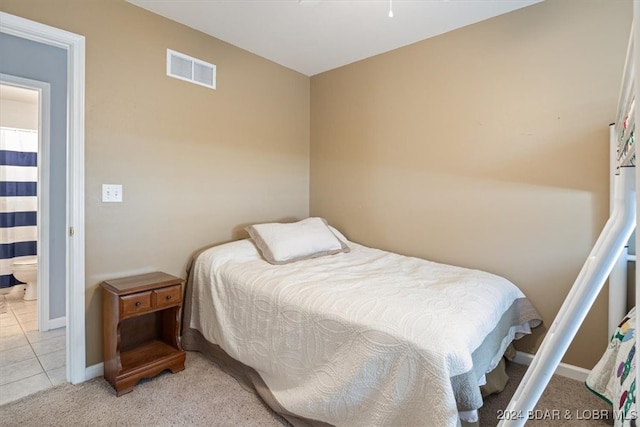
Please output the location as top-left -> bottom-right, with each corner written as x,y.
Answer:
153,285 -> 182,309
120,291 -> 152,317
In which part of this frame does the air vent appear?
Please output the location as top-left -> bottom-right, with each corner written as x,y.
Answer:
166,49 -> 216,89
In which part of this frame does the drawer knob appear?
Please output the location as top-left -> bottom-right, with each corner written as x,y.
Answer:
166,295 -> 172,300
135,301 -> 141,307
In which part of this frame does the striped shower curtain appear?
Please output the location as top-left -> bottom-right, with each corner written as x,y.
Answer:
0,127 -> 37,289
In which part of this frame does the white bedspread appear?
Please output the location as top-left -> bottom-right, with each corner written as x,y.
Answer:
189,238 -> 539,427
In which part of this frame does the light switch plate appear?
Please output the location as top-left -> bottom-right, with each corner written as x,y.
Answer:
102,184 -> 123,202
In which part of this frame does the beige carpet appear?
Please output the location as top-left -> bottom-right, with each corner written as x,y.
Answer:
0,295 -> 6,314
0,351 -> 613,427
0,351 -> 289,427
481,362 -> 612,427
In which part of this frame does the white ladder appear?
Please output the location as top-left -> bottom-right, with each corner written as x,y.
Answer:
497,167 -> 636,427
498,13 -> 640,424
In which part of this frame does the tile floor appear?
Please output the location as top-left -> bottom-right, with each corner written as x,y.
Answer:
0,291 -> 66,405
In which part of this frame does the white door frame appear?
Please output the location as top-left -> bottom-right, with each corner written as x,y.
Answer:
0,74 -> 52,332
0,12 -> 86,384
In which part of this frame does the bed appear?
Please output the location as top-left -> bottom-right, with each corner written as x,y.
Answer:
181,218 -> 542,427
586,307 -> 637,427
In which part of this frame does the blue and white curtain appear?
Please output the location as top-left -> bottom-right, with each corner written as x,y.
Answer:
0,127 -> 37,289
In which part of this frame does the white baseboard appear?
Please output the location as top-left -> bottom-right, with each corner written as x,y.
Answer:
47,316 -> 66,330
85,362 -> 104,381
513,351 -> 591,382
83,352 -> 589,386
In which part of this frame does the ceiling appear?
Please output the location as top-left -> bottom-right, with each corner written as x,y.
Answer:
127,0 -> 542,76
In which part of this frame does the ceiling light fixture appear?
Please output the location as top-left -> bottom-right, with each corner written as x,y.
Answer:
388,0 -> 393,18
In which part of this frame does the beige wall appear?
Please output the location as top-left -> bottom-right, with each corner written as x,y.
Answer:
0,89 -> 38,130
310,0 -> 632,369
1,0 -> 310,366
2,0 -> 632,371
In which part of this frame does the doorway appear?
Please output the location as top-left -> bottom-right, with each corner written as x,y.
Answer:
0,78 -> 51,330
0,81 -> 64,403
0,12 -> 86,387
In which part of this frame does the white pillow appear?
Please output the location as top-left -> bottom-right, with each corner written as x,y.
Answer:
328,225 -> 349,244
246,217 -> 350,265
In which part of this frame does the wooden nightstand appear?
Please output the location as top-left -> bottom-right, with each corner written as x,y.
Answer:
101,271 -> 186,396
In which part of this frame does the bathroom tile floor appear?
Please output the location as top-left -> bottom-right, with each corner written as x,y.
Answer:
0,292 -> 66,405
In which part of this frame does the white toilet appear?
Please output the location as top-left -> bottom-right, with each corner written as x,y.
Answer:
12,256 -> 37,301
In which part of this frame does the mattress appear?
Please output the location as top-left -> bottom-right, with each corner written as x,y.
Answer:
182,237 -> 541,427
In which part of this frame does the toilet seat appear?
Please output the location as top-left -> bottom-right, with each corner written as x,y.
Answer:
13,256 -> 37,265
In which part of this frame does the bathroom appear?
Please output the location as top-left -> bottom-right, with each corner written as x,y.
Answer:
0,82 -> 66,404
